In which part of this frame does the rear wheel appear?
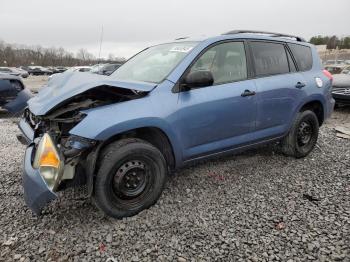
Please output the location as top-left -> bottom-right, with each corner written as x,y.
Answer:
281,110 -> 319,158
93,138 -> 167,218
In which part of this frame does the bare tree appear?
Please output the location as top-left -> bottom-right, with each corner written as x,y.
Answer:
0,40 -> 125,67
76,48 -> 95,62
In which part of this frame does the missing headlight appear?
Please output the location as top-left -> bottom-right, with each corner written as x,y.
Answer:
63,135 -> 96,158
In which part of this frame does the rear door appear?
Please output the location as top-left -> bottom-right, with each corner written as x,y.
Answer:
287,43 -> 316,88
249,41 -> 306,139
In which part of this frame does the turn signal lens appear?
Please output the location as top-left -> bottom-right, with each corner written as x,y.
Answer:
33,133 -> 62,191
40,150 -> 60,168
38,134 -> 60,168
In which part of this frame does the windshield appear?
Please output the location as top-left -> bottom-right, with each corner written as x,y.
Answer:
111,42 -> 198,83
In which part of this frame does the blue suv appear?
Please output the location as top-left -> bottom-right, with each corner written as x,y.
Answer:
18,30 -> 334,218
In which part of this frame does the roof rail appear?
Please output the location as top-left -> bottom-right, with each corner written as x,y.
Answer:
222,30 -> 306,42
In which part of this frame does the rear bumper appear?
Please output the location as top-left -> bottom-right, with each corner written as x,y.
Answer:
22,145 -> 57,215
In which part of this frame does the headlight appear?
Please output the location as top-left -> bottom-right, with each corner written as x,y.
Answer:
33,133 -> 63,191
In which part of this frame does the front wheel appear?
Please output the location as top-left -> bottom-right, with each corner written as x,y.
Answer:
281,110 -> 319,158
93,138 -> 167,218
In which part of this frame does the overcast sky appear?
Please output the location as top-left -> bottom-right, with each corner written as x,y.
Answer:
0,0 -> 349,59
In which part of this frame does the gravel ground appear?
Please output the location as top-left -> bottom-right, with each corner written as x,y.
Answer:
0,109 -> 349,262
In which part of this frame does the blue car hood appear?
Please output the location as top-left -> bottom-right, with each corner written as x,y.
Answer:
28,72 -> 157,115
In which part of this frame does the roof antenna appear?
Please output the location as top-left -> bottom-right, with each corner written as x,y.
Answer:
98,25 -> 104,64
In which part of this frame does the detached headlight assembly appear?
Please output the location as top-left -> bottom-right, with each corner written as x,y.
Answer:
33,133 -> 63,191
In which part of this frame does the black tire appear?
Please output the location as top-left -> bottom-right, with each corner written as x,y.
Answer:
93,138 -> 167,218
281,110 -> 319,158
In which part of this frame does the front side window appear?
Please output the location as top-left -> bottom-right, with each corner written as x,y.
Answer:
189,41 -> 247,85
111,42 -> 198,84
250,42 -> 289,77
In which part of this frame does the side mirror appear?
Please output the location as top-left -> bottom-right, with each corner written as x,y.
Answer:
182,70 -> 214,90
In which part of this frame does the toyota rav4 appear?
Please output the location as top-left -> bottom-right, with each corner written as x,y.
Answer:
18,30 -> 334,218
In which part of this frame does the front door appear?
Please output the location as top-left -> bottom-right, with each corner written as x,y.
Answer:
174,41 -> 257,160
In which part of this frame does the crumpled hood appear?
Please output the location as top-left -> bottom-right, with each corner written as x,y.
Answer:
28,72 -> 157,115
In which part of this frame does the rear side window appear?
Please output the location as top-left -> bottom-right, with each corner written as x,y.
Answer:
250,42 -> 289,76
288,43 -> 313,71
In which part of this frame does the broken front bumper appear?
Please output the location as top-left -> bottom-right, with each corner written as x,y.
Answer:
22,145 -> 57,215
18,118 -> 58,215
18,113 -> 95,215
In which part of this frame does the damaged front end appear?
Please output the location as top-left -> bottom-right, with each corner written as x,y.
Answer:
18,78 -> 150,215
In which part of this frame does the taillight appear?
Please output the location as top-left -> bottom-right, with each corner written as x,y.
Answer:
323,69 -> 333,81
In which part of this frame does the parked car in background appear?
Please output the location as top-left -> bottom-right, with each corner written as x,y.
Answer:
324,60 -> 344,65
66,66 -> 91,73
55,67 -> 68,73
47,67 -> 56,74
0,67 -> 21,77
24,66 -> 53,76
18,30 -> 334,218
48,66 -> 91,81
93,63 -> 122,75
19,66 -> 30,73
90,64 -> 106,74
1,67 -> 30,78
340,65 -> 350,75
0,74 -> 33,114
47,66 -> 68,74
332,74 -> 350,106
324,65 -> 345,75
12,67 -> 29,78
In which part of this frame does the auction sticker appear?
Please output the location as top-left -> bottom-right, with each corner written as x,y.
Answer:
170,46 -> 193,53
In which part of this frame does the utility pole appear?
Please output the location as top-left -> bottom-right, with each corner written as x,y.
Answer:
98,25 -> 104,64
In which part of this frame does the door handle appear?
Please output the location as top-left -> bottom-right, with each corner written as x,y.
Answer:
295,82 -> 306,89
241,89 -> 256,97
